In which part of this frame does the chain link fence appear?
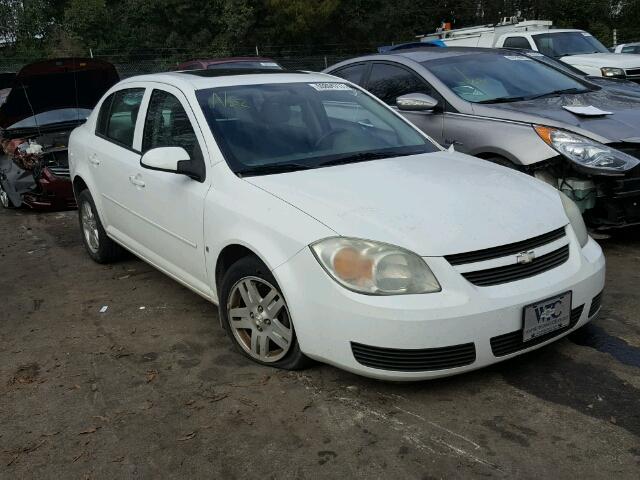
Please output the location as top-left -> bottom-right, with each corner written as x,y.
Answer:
0,44 -> 383,77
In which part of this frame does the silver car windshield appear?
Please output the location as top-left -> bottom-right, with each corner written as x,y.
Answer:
195,82 -> 437,176
424,53 -> 590,104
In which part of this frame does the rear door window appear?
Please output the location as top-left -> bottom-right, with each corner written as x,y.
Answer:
100,88 -> 145,148
366,63 -> 437,105
503,36 -> 533,49
95,93 -> 114,136
331,63 -> 369,86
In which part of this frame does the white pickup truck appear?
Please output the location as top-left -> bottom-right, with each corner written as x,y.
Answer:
420,20 -> 640,82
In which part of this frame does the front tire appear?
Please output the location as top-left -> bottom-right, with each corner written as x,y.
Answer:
219,256 -> 310,370
77,189 -> 124,263
484,156 -> 520,170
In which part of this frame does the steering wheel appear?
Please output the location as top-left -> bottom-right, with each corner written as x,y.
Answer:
314,128 -> 347,149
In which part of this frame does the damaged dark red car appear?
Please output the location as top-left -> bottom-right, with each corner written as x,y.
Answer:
0,59 -> 118,210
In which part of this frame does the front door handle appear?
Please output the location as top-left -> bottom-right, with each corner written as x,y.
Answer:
88,154 -> 100,166
129,175 -> 146,188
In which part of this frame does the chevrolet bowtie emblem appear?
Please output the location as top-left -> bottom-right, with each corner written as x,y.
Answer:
516,250 -> 536,265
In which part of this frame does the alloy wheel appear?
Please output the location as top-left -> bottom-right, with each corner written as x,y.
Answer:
81,201 -> 99,254
227,276 -> 293,362
0,185 -> 9,208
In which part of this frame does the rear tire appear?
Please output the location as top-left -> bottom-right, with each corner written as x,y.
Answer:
0,183 -> 15,209
219,256 -> 311,370
77,189 -> 124,263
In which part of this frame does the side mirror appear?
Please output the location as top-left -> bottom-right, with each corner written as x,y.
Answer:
396,93 -> 439,112
140,147 -> 204,181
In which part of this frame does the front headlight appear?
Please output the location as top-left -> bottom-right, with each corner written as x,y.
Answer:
535,125 -> 639,174
559,192 -> 589,247
601,67 -> 626,78
310,237 -> 441,295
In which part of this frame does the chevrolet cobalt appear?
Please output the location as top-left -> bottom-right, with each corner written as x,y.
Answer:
68,70 -> 605,380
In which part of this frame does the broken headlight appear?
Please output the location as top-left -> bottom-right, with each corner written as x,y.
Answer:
535,126 -> 639,174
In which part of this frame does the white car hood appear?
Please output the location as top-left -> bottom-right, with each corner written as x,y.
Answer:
561,52 -> 640,69
245,152 -> 569,256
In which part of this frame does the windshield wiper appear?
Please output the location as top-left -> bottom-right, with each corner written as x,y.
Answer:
236,162 -> 313,177
475,96 -> 528,104
527,87 -> 590,100
318,150 -> 416,168
237,150 -> 423,176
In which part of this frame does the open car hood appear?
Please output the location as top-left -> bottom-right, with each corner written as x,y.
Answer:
0,58 -> 119,130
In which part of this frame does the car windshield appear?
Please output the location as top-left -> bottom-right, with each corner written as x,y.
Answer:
424,53 -> 590,103
195,81 -> 437,175
207,61 -> 281,70
7,108 -> 92,129
533,32 -> 609,57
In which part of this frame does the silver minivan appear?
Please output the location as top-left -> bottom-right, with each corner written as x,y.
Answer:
325,47 -> 640,230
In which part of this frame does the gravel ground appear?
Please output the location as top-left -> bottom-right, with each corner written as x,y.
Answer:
1,207 -> 639,479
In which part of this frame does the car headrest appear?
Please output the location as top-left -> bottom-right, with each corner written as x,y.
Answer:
261,98 -> 293,124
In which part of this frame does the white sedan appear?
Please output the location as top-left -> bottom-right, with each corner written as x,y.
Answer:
68,69 -> 605,380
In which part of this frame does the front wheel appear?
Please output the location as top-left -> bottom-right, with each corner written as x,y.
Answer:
77,189 -> 124,263
219,256 -> 311,370
484,156 -> 520,170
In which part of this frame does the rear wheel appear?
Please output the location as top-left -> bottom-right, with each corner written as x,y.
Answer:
0,183 -> 14,209
77,189 -> 124,263
219,256 -> 310,370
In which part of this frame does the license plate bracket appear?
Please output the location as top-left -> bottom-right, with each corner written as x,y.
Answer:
522,291 -> 572,342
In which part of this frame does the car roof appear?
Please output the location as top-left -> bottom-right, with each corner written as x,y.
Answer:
179,57 -> 280,68
332,46 -> 525,65
117,70 -> 338,91
190,57 -> 277,64
396,46 -> 503,61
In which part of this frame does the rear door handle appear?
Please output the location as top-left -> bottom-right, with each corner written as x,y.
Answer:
129,175 -> 145,188
88,154 -> 100,166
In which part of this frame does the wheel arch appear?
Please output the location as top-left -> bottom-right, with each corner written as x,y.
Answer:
72,175 -> 89,198
71,174 -> 111,232
214,243 -> 266,296
473,150 -> 521,165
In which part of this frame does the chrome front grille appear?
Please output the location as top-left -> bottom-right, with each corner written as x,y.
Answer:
625,67 -> 640,77
48,166 -> 70,178
461,245 -> 570,286
446,227 -> 569,287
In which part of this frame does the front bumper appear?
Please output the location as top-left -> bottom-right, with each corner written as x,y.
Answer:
274,231 -> 605,381
588,176 -> 640,229
19,168 -> 75,211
